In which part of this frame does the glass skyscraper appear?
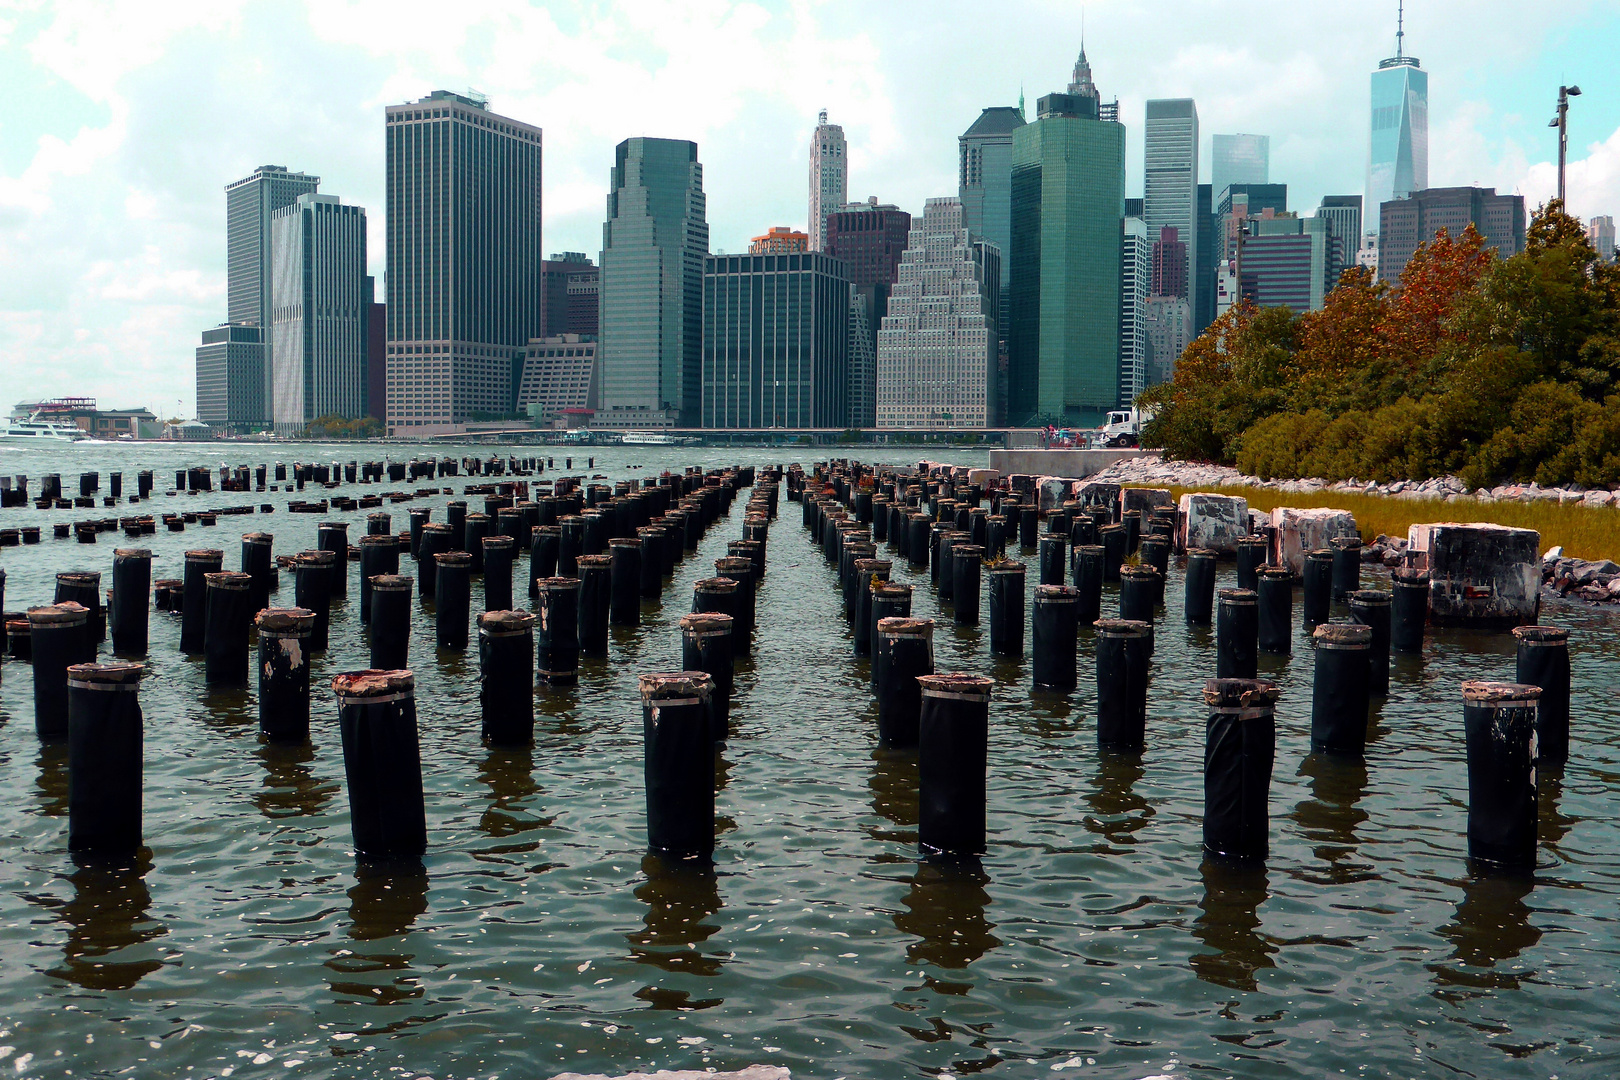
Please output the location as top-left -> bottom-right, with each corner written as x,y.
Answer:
1211,134 -> 1269,204
1144,99 -> 1198,303
701,252 -> 849,429
269,194 -> 369,434
384,90 -> 543,433
1367,25 -> 1427,236
599,137 -> 709,429
1008,89 -> 1125,427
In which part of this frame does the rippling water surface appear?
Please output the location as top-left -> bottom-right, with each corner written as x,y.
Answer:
0,442 -> 1616,1079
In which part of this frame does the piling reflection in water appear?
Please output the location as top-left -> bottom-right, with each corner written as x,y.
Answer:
34,740 -> 68,817
867,747 -> 919,850
252,737 -> 338,820
1190,859 -> 1275,992
327,865 -> 431,1006
895,858 -> 1001,971
1432,872 -> 1540,992
43,853 -> 168,991
629,854 -> 726,1010
1291,754 -> 1373,883
1538,771 -> 1575,848
1084,753 -> 1151,852
475,746 -> 551,859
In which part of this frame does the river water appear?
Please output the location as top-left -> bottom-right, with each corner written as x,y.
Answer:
0,441 -> 1616,1079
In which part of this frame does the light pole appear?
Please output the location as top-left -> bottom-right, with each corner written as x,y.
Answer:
1550,84 -> 1582,208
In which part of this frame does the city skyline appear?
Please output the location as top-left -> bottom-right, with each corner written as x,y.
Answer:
3,1 -> 1617,414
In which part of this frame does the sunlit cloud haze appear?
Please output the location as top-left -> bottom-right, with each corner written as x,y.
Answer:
2,0 -> 1617,416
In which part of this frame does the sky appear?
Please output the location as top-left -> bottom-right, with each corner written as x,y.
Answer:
3,0 -> 1619,418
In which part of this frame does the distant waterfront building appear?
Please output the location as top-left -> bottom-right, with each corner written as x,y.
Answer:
1119,216 -> 1151,408
875,198 -> 999,429
517,335 -> 598,426
221,164 -> 319,423
269,193 -> 369,434
1151,226 -> 1188,299
809,111 -> 848,252
542,253 -> 597,338
701,251 -> 849,429
1211,134 -> 1269,203
599,137 -> 709,429
195,323 -> 267,431
1367,13 -> 1428,236
1144,296 -> 1193,387
1377,187 -> 1525,282
1008,70 -> 1126,427
1145,99 -> 1198,303
1588,215 -> 1616,261
384,90 -> 543,433
825,198 -> 912,427
960,105 -> 1026,416
749,226 -> 809,254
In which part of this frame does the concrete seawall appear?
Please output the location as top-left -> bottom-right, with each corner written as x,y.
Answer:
985,448 -> 1162,478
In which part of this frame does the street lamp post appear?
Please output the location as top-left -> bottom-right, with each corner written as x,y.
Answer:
1550,84 -> 1582,208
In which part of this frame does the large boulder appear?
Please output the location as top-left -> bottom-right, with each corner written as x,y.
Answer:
1270,506 -> 1358,573
1408,522 -> 1541,628
1178,493 -> 1250,555
968,468 -> 1000,490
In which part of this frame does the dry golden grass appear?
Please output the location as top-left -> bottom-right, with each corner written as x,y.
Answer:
1137,484 -> 1619,562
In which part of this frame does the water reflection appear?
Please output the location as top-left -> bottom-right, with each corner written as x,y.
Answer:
45,853 -> 168,990
201,685 -> 254,731
895,859 -> 1001,971
252,738 -> 337,820
1292,754 -> 1373,882
1539,771 -> 1575,848
476,746 -> 545,846
1084,753 -> 1152,851
1433,872 -> 1540,992
35,741 -> 69,817
1190,859 -> 1275,992
628,854 -> 725,1010
326,865 -> 430,1005
867,748 -> 918,850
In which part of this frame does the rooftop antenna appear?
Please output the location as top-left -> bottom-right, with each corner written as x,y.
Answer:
1396,0 -> 1404,58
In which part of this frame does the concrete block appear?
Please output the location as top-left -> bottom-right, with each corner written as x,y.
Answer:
1037,476 -> 1076,511
968,468 -> 1000,490
1270,506 -> 1358,573
1076,481 -> 1122,520
1122,487 -> 1174,517
1177,493 -> 1250,555
1407,521 -> 1541,628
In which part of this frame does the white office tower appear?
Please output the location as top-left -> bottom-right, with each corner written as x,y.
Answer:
1118,216 -> 1151,407
269,194 -> 369,434
808,110 -> 847,251
875,198 -> 999,429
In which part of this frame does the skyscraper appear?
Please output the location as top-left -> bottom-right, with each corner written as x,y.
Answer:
599,137 -> 709,429
1151,226 -> 1188,298
542,252 -> 595,338
876,198 -> 999,429
960,106 -> 1027,373
1008,75 -> 1126,426
809,111 -> 847,252
1143,296 -> 1192,387
220,164 -> 319,421
702,251 -> 850,428
1144,99 -> 1198,303
1194,183 -> 1215,335
1119,216 -> 1150,408
384,90 -> 543,433
1211,134 -> 1269,203
195,323 -> 266,430
1588,216 -> 1616,261
269,193 -> 370,433
1367,7 -> 1428,236
1316,195 -> 1363,284
1377,187 -> 1525,281
826,199 -> 912,427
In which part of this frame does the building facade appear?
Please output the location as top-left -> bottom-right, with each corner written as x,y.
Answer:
599,137 -> 709,429
1377,187 -> 1526,282
1151,226 -> 1188,298
542,252 -> 595,338
367,286 -> 385,423
384,90 -> 543,433
825,199 -> 912,427
269,193 -> 370,434
808,111 -> 847,252
960,105 -> 1026,414
195,323 -> 267,430
1119,216 -> 1151,408
701,251 -> 850,429
1211,134 -> 1269,203
1194,183 -> 1215,335
1316,195 -> 1363,285
1144,99 -> 1198,303
517,335 -> 598,425
1144,296 -> 1192,387
749,226 -> 809,254
1591,215 -> 1617,261
1008,83 -> 1126,426
1367,24 -> 1428,235
876,198 -> 998,429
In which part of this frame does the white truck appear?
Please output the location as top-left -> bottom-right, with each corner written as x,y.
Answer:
1100,407 -> 1153,447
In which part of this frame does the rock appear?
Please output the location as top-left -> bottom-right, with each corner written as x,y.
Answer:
1122,487 -> 1174,517
1543,545 -> 1563,562
1177,493 -> 1250,554
1270,506 -> 1358,573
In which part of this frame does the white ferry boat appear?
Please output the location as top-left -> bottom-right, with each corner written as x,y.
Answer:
1,411 -> 88,444
619,431 -> 698,446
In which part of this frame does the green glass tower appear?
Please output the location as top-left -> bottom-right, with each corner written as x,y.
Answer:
1008,93 -> 1125,427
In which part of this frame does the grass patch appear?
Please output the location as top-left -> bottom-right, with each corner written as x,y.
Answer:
1136,484 -> 1619,562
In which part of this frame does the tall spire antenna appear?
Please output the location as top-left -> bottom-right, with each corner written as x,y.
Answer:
1396,0 -> 1404,58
